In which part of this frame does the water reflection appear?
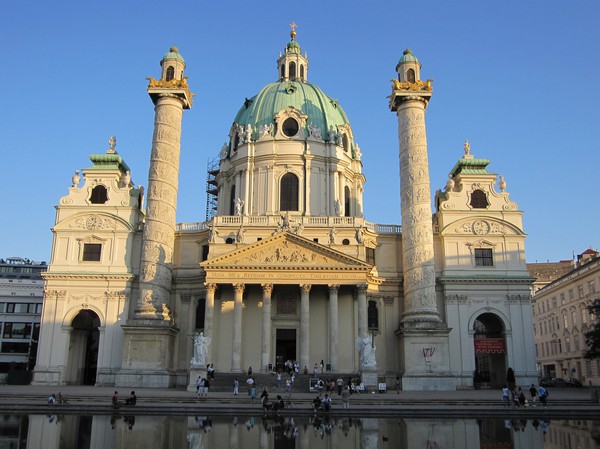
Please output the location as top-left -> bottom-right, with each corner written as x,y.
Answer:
1,414 -> 597,448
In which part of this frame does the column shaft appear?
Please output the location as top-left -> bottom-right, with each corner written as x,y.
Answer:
260,284 -> 273,371
328,285 -> 339,371
204,284 -> 216,337
357,284 -> 368,338
231,284 -> 245,372
299,284 -> 311,370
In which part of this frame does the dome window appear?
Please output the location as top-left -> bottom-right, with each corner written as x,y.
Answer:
289,62 -> 296,79
470,189 -> 489,209
344,186 -> 351,217
300,64 -> 305,79
342,239 -> 350,245
90,185 -> 108,204
166,66 -> 175,81
282,118 -> 299,137
407,68 -> 415,83
280,65 -> 285,79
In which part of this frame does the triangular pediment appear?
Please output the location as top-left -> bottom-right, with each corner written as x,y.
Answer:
201,232 -> 373,285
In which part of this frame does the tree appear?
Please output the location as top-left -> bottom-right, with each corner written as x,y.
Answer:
584,300 -> 600,359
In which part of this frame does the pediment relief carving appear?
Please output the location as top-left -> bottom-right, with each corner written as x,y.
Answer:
57,213 -> 133,232
203,233 -> 370,270
441,217 -> 523,236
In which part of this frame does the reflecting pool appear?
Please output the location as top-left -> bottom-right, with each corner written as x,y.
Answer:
1,414 -> 599,449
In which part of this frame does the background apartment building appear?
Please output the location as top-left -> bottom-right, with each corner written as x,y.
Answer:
529,249 -> 600,385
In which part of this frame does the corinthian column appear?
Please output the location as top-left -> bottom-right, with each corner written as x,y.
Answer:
260,284 -> 273,371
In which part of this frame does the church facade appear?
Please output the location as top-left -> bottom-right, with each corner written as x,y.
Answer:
33,30 -> 537,390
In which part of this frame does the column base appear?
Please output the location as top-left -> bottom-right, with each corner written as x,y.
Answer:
360,368 -> 379,388
116,322 -> 179,388
396,326 -> 456,391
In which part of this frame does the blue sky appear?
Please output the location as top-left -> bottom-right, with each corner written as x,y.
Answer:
2,1 -> 598,264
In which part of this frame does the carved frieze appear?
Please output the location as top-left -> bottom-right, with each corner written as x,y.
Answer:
70,215 -> 118,231
237,240 -> 341,266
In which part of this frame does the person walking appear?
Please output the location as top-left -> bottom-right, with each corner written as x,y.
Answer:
233,378 -> 239,396
261,387 -> 270,410
529,384 -> 538,406
538,385 -> 548,408
502,386 -> 510,407
341,386 -> 350,409
203,378 -> 210,398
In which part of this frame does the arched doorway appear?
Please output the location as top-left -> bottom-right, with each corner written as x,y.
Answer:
473,313 -> 506,388
67,310 -> 100,385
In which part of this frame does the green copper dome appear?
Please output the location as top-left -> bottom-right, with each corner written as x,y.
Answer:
397,49 -> 420,65
286,39 -> 301,54
233,81 -> 350,138
161,46 -> 185,65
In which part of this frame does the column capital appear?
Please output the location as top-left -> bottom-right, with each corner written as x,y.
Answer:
261,283 -> 274,295
328,284 -> 340,292
233,283 -> 245,295
204,283 -> 217,294
356,283 -> 368,294
300,284 -> 312,293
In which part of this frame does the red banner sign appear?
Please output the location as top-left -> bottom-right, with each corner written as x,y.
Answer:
474,338 -> 505,354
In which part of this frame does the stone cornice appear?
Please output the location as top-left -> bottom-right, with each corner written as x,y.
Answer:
42,272 -> 135,282
439,275 -> 534,285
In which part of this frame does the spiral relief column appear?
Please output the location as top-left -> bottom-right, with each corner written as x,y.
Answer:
389,49 -> 454,390
118,47 -> 193,388
136,47 -> 193,319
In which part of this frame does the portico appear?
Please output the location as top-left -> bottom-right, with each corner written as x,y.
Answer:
200,232 -> 373,373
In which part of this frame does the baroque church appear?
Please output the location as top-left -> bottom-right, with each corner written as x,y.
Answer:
33,28 -> 537,390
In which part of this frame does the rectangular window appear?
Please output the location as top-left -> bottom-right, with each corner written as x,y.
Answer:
6,303 -> 31,314
35,303 -> 43,314
0,303 -> 4,313
366,248 -> 375,265
1,342 -> 29,353
82,243 -> 102,262
589,280 -> 596,293
578,285 -> 584,299
560,293 -> 565,304
569,289 -> 574,300
3,322 -> 32,339
474,248 -> 493,266
552,297 -> 557,308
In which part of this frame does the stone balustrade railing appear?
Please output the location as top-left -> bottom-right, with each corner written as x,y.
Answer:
175,216 -> 401,234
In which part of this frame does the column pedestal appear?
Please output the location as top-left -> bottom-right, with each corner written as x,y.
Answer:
115,322 -> 179,388
361,368 -> 378,389
396,326 -> 455,390
187,366 -> 207,392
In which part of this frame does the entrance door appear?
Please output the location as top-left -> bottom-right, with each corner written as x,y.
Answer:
275,329 -> 296,371
473,313 -> 507,388
67,310 -> 100,385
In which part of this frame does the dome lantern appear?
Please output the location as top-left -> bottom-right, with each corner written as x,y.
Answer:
277,23 -> 309,83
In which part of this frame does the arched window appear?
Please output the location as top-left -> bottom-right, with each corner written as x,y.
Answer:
90,185 -> 108,204
280,173 -> 299,211
407,68 -> 416,83
368,300 -> 379,331
289,62 -> 296,79
166,66 -> 175,81
229,185 -> 236,216
344,186 -> 351,217
281,64 -> 285,79
470,189 -> 489,209
300,64 -> 305,79
342,134 -> 349,152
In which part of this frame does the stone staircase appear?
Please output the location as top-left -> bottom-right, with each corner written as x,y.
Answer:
202,371 -> 359,394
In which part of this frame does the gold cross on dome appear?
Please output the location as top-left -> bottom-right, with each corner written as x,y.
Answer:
290,22 -> 297,32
